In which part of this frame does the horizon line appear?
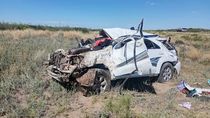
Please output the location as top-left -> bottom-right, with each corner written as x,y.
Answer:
0,21 -> 210,31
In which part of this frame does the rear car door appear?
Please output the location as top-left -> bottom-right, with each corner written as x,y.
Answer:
134,38 -> 152,75
144,39 -> 163,74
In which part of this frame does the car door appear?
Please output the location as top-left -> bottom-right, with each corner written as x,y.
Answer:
112,37 -> 152,77
144,39 -> 163,74
112,37 -> 136,76
134,38 -> 152,75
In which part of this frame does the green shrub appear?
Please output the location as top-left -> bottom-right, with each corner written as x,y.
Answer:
104,95 -> 132,118
0,22 -> 95,33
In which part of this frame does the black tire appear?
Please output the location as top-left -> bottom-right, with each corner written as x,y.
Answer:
158,63 -> 174,83
94,69 -> 111,93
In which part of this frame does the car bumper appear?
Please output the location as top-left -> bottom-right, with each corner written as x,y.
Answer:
174,61 -> 181,75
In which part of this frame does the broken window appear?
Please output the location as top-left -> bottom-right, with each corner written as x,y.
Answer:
144,39 -> 160,49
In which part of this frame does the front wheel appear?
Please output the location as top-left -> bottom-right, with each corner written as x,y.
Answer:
158,63 -> 174,83
94,69 -> 111,93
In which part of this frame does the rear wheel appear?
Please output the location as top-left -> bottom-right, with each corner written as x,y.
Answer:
94,69 -> 111,93
158,63 -> 174,83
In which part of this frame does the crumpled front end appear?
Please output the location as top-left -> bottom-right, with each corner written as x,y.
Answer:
45,46 -> 113,89
46,49 -> 86,82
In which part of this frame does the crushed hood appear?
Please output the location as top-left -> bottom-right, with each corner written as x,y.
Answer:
102,28 -> 158,39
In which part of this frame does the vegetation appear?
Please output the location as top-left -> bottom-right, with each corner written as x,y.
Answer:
104,94 -> 132,118
0,22 -> 100,33
148,28 -> 210,32
0,30 -> 95,117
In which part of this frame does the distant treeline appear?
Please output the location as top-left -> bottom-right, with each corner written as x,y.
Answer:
150,28 -> 210,32
0,22 -> 100,33
1,22 -> 209,33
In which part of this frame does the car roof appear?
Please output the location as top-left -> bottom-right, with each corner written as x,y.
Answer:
102,28 -> 158,39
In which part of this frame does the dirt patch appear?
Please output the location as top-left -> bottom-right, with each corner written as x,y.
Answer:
56,92 -> 104,118
153,81 -> 177,95
14,89 -> 28,109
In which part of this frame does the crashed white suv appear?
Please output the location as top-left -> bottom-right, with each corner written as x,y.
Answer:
83,31 -> 181,83
47,23 -> 181,94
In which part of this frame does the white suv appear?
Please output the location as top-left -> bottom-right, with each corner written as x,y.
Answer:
82,33 -> 181,82
47,21 -> 181,93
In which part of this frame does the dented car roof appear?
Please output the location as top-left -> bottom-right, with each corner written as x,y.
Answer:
102,28 -> 158,39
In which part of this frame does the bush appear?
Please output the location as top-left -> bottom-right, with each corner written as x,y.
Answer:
175,40 -> 185,45
0,22 -> 95,33
104,95 -> 132,118
199,54 -> 210,65
185,46 -> 202,61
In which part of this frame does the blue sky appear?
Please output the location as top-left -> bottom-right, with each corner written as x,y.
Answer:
0,0 -> 210,29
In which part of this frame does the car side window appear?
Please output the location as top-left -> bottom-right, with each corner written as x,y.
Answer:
114,38 -> 132,49
144,39 -> 160,49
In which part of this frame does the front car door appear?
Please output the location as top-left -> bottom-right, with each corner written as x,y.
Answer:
112,37 -> 152,78
112,37 -> 136,77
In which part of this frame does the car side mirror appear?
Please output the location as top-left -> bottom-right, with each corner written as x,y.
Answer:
130,27 -> 135,30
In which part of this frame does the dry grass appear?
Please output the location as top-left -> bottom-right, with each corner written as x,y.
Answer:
185,46 -> 202,61
0,29 -> 95,117
199,53 -> 210,65
0,29 -> 97,40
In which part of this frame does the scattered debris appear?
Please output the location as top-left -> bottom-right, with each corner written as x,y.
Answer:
177,80 -> 210,97
178,102 -> 191,109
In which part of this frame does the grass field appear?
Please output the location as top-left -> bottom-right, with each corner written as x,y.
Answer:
0,29 -> 210,118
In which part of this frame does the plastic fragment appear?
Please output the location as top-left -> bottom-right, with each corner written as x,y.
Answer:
179,102 -> 191,109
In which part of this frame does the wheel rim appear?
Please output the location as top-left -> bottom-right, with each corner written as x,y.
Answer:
98,76 -> 107,92
163,67 -> 172,81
